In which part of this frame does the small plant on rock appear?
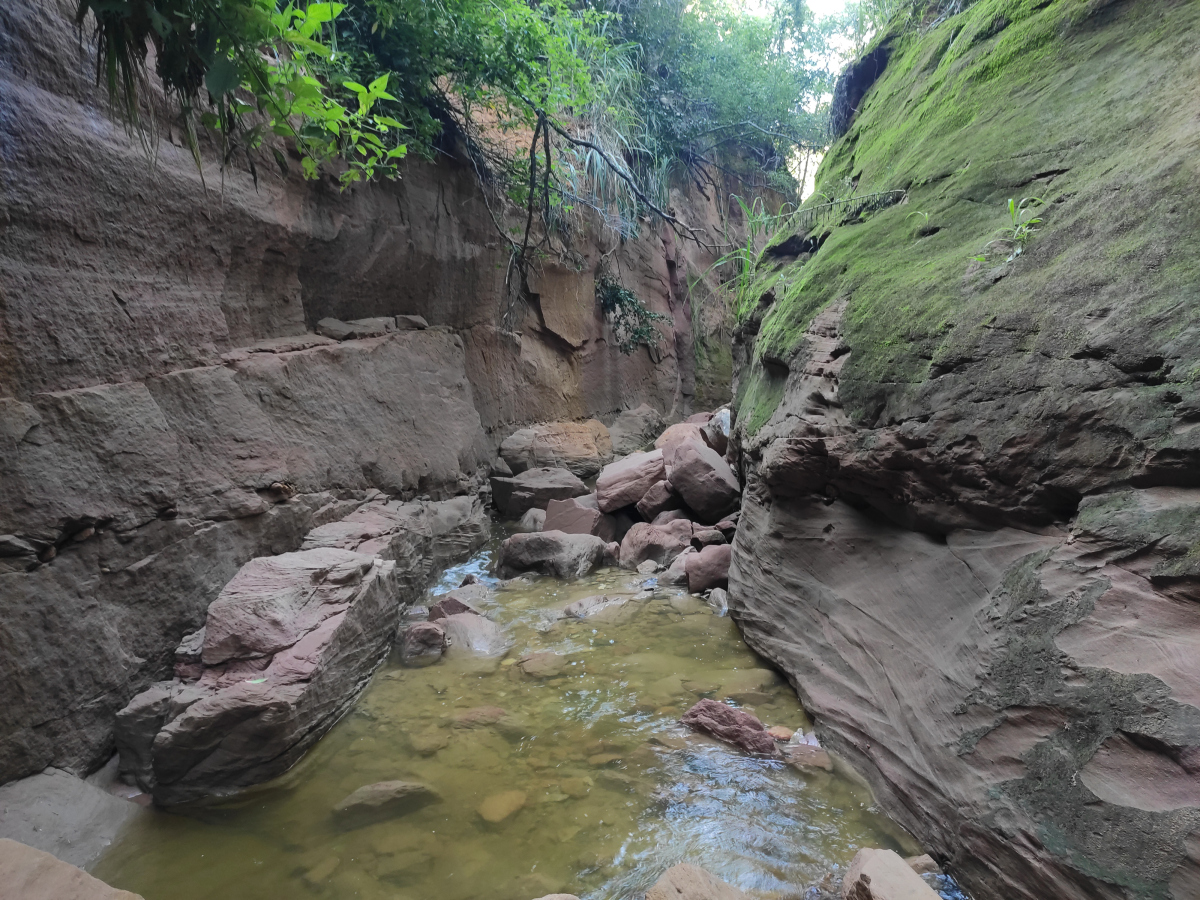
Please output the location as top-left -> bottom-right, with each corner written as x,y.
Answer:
597,276 -> 671,354
973,196 -> 1045,262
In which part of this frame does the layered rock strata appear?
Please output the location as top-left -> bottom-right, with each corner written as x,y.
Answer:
0,0 -> 747,787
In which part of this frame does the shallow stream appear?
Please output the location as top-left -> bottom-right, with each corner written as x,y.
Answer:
96,531 -> 929,900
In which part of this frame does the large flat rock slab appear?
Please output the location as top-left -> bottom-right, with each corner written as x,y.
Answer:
0,839 -> 143,900
0,768 -> 143,869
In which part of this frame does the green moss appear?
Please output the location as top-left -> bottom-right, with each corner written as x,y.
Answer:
737,366 -> 788,437
737,0 -> 1200,431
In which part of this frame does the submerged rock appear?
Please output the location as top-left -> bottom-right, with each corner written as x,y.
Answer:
496,531 -> 610,579
441,613 -> 512,657
400,622 -> 448,667
706,587 -> 729,616
428,595 -> 480,621
333,781 -> 440,829
517,507 -> 546,533
645,863 -> 752,900
517,651 -> 567,678
681,699 -> 779,756
478,789 -> 526,823
841,848 -> 941,900
563,594 -> 633,621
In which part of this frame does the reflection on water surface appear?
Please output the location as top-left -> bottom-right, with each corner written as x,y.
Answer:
96,534 -> 919,900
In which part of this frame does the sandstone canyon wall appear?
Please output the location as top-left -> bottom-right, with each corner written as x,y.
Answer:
729,2 -> 1200,899
0,0 -> 740,784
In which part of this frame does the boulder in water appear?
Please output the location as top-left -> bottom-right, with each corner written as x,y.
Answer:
686,544 -> 732,592
333,781 -> 440,828
681,699 -> 779,756
441,613 -> 512,657
496,531 -> 610,579
517,507 -> 545,533
400,622 -> 448,667
115,548 -> 398,805
619,519 -> 694,569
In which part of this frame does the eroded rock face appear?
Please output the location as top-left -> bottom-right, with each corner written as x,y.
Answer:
115,549 -> 398,805
608,404 -> 665,455
499,420 -> 613,478
0,0 -> 744,785
728,3 -> 1200,896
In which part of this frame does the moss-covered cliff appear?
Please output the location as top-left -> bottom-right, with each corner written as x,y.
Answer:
738,0 -> 1199,471
729,2 -> 1200,899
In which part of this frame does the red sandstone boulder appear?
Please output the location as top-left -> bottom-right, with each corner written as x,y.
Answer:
686,544 -> 732,592
681,699 -> 779,756
544,497 -> 618,542
595,450 -> 665,513
655,422 -> 712,459
636,479 -> 685,521
652,509 -> 692,526
496,531 -> 610,579
499,420 -> 613,478
667,443 -> 741,524
400,622 -> 448,667
490,467 -> 588,518
115,548 -> 398,805
619,519 -> 694,569
428,595 -> 479,621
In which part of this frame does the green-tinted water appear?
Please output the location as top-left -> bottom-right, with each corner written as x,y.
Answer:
96,534 -> 915,900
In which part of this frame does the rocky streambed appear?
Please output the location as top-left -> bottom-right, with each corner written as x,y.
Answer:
91,526 -> 958,900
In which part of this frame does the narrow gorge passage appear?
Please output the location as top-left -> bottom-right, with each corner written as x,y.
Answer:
92,528 -> 946,900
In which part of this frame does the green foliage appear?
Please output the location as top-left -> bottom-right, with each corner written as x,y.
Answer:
597,276 -> 671,354
709,195 -> 792,325
76,0 -> 408,186
973,196 -> 1045,261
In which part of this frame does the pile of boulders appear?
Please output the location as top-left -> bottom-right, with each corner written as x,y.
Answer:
492,407 -> 739,591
